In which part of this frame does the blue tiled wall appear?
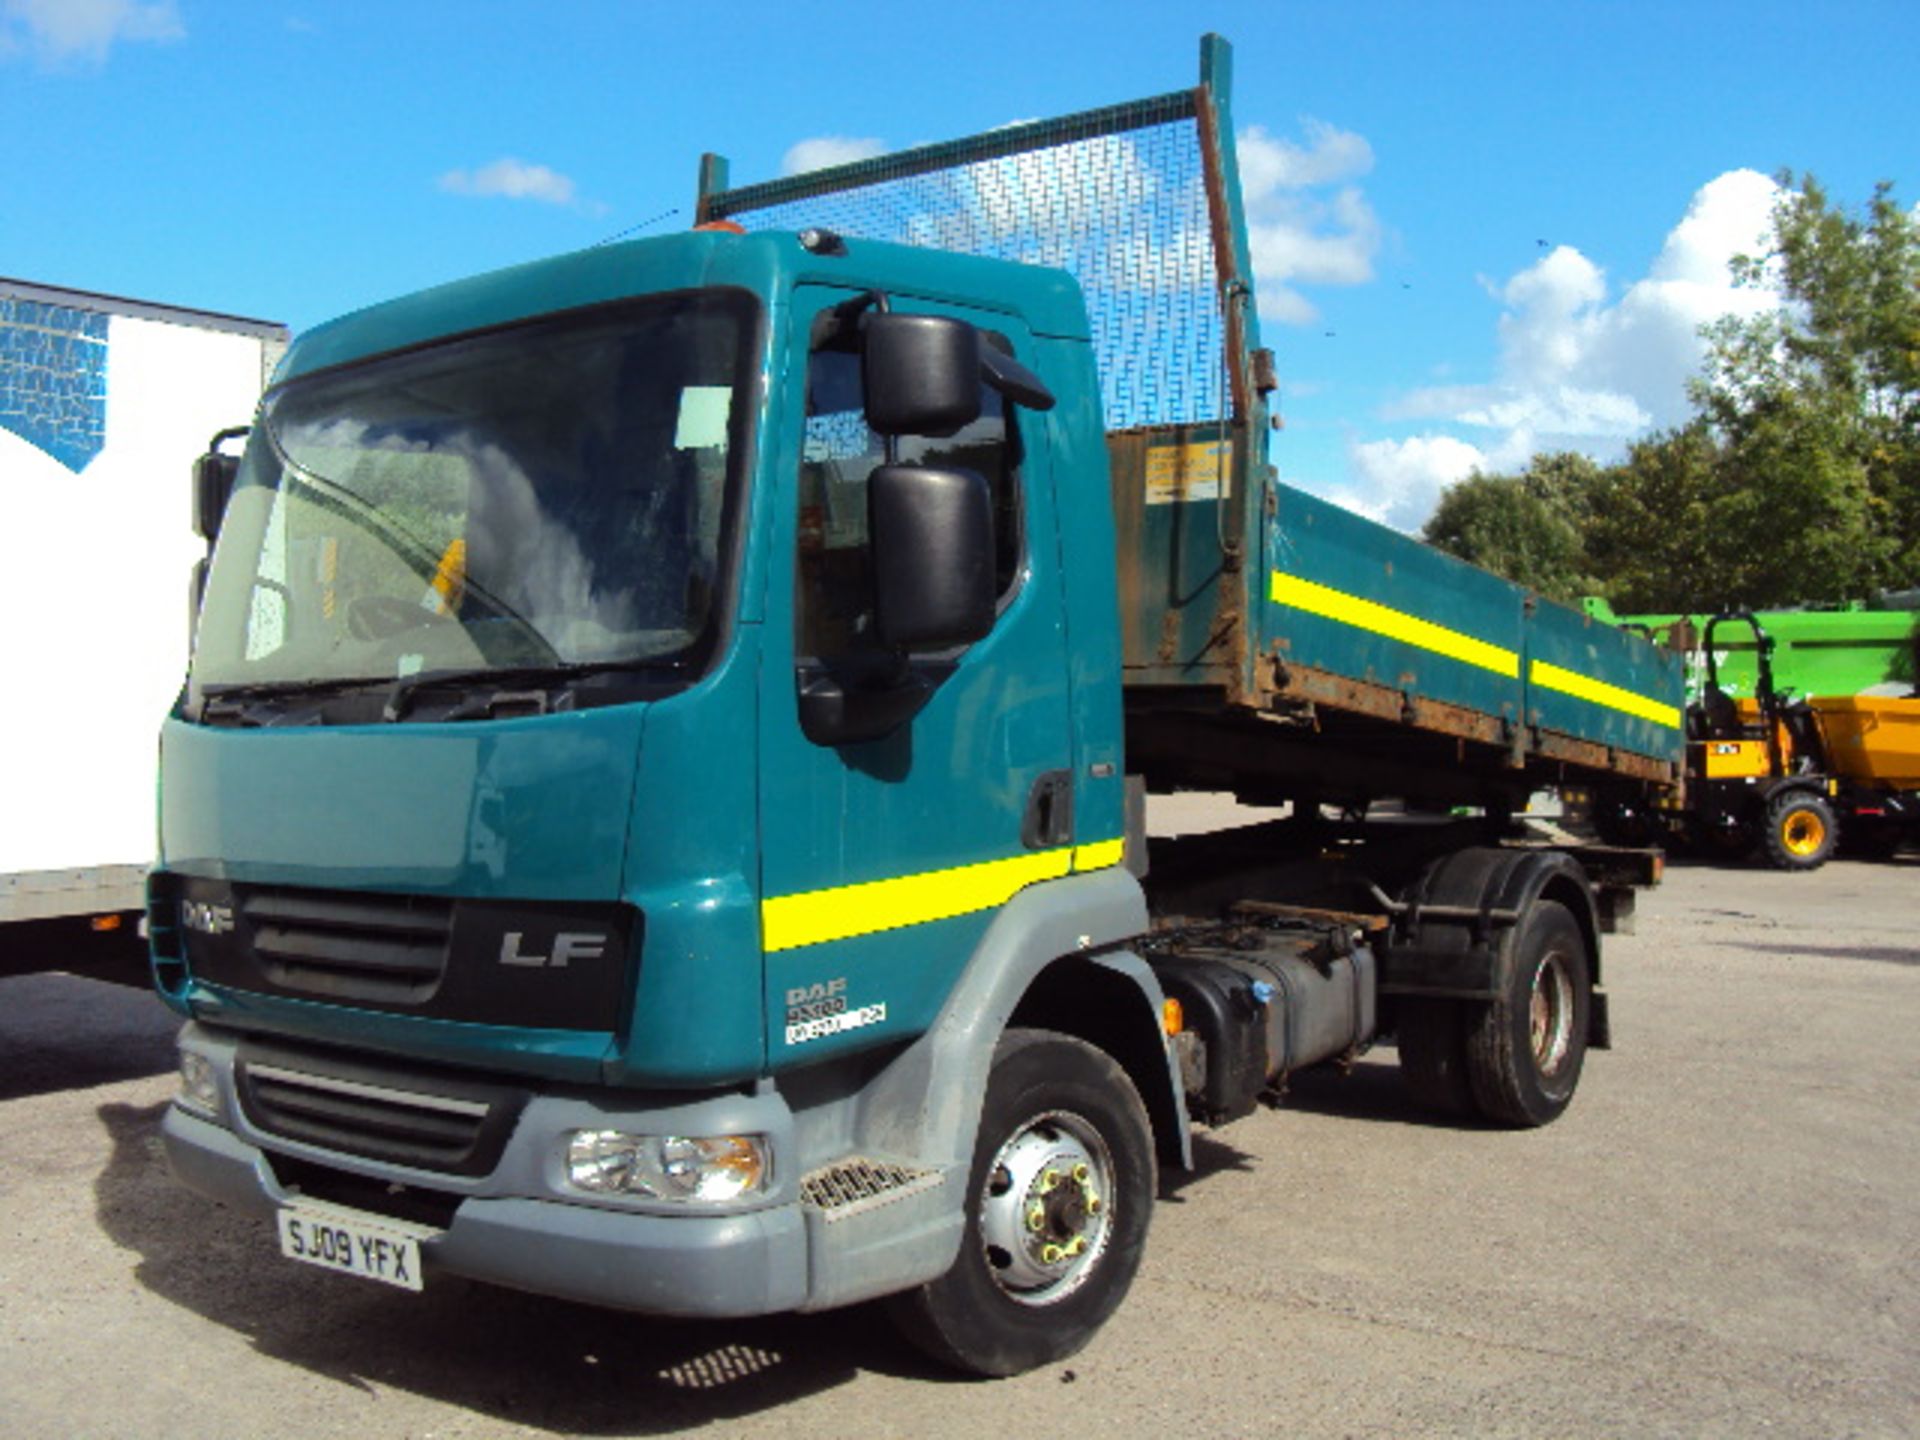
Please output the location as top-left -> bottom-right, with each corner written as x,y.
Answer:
1,298 -> 109,473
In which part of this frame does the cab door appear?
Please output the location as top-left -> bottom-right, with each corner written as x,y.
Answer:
757,286 -> 1074,1064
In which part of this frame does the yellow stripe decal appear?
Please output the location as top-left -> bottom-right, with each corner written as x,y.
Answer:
1529,660 -> 1682,730
763,838 -> 1126,953
1269,572 -> 1520,678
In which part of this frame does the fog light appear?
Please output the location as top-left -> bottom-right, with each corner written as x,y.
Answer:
565,1131 -> 768,1202
177,1049 -> 219,1116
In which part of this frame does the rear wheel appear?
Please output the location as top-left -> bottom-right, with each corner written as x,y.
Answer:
1465,900 -> 1591,1127
1762,792 -> 1836,871
887,1028 -> 1155,1377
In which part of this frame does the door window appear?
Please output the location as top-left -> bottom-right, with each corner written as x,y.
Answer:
796,339 -> 1023,661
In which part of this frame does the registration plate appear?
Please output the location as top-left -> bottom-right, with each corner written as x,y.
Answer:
276,1202 -> 434,1291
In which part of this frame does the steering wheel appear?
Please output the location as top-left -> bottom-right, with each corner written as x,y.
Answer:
347,594 -> 444,641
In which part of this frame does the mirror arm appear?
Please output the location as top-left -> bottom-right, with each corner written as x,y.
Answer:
979,345 -> 1055,411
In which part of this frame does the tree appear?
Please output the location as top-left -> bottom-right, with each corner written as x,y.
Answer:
1587,408 -> 1882,612
1694,173 -> 1920,594
1582,424 -> 1724,612
1421,452 -> 1602,605
1423,177 -> 1917,612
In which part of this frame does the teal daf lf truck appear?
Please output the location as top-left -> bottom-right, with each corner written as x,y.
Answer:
156,38 -> 1681,1376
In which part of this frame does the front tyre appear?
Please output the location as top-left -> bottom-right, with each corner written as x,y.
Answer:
1465,900 -> 1591,1127
887,1028 -> 1155,1377
1763,791 -> 1837,871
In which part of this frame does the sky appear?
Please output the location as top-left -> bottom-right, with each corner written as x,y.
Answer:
5,0 -> 1916,528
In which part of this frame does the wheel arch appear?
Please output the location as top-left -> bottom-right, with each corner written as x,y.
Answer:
846,867 -> 1191,1177
1495,854 -> 1602,992
1384,846 -> 1603,999
1006,954 -> 1190,1173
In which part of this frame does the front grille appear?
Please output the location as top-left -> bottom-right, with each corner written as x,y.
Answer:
266,1152 -> 463,1228
237,1037 -> 526,1177
244,889 -> 453,1003
162,873 -> 639,1030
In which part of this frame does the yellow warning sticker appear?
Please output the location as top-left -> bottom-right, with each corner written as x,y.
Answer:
1145,440 -> 1230,505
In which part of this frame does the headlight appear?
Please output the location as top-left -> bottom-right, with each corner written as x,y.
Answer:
177,1049 -> 220,1116
564,1130 -> 768,1202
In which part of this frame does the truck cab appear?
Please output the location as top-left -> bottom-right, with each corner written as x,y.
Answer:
157,228 -> 1164,1366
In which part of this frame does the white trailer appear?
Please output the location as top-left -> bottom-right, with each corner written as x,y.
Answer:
0,279 -> 286,978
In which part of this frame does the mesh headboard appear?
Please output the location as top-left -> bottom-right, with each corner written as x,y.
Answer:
698,90 -> 1235,433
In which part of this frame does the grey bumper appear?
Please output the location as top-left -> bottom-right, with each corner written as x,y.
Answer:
162,1105 -> 810,1316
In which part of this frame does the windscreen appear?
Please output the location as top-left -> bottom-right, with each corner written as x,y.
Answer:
190,290 -> 757,698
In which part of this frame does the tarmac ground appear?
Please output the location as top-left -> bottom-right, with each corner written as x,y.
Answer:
1,835 -> 1914,1438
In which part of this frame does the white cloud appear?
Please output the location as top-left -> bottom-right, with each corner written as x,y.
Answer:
1,0 -> 181,63
439,157 -> 580,208
781,136 -> 887,176
1239,122 -> 1382,327
1240,119 -> 1373,190
1340,434 -> 1488,529
1355,169 -> 1784,528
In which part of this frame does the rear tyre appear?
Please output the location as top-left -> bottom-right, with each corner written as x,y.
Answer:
887,1028 -> 1155,1378
1762,792 -> 1837,871
1465,900 -> 1591,1127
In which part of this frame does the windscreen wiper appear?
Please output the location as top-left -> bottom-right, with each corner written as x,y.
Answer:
382,657 -> 692,722
197,675 -> 390,722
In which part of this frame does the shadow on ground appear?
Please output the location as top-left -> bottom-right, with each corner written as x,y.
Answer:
1281,1054 -> 1486,1129
0,973 -> 179,1101
95,1102 -> 961,1435
1726,940 -> 1920,967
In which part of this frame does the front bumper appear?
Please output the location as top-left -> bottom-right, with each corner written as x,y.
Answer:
162,1022 -> 813,1317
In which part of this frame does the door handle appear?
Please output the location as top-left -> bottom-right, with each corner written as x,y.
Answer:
1023,770 -> 1074,850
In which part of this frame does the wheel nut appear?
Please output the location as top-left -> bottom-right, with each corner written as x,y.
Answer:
1026,1203 -> 1046,1232
1071,1163 -> 1090,1184
1040,1169 -> 1061,1193
1084,1192 -> 1102,1216
1066,1236 -> 1087,1257
1040,1243 -> 1064,1265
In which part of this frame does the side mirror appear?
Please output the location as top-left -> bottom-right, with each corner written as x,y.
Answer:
794,463 -> 994,748
192,426 -> 250,543
192,452 -> 238,542
863,313 -> 981,436
870,464 -> 995,650
860,306 -> 1056,435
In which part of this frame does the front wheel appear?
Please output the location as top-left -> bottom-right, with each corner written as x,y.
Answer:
887,1028 -> 1155,1377
1763,791 -> 1837,871
1465,900 -> 1591,1127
